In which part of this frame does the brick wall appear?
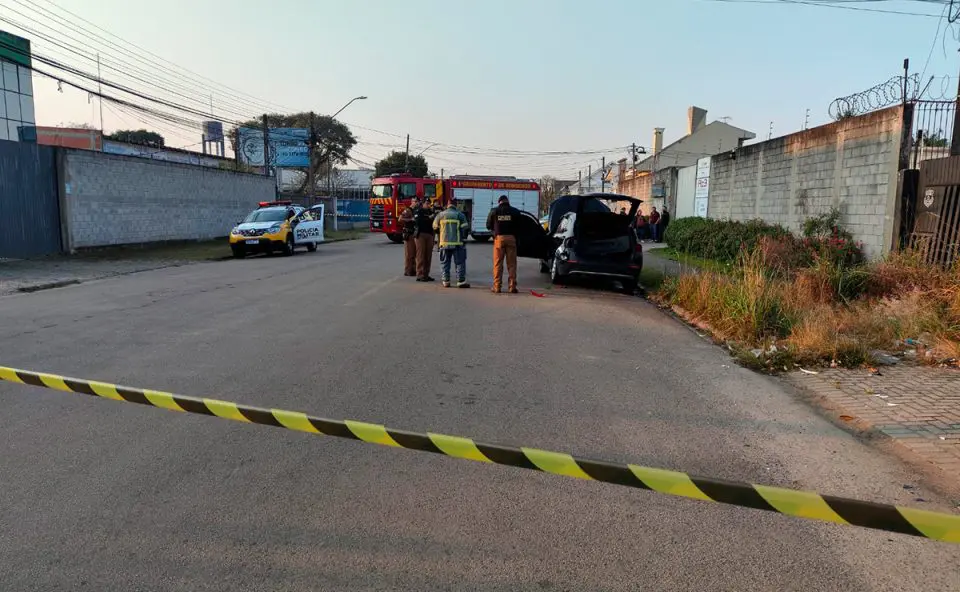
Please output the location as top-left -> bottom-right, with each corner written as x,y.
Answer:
707,105 -> 906,258
61,149 -> 275,249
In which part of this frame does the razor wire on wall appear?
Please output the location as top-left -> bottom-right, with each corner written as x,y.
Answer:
828,75 -> 957,120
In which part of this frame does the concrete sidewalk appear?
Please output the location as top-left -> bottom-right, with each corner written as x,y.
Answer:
648,246 -> 960,490
788,367 -> 960,489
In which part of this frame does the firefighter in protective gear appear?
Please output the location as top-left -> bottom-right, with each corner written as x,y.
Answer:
433,200 -> 471,288
486,194 -> 521,293
398,201 -> 417,276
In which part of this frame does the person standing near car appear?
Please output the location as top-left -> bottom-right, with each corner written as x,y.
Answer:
648,207 -> 661,242
433,199 -> 471,288
486,194 -> 520,294
398,200 -> 417,277
658,208 -> 671,243
413,197 -> 436,282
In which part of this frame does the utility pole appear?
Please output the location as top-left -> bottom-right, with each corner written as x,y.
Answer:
96,53 -> 104,131
768,121 -> 774,140
307,111 -> 316,203
404,134 -> 410,172
601,157 -> 606,192
261,114 -> 270,178
803,109 -> 810,131
588,164 -> 592,192
951,52 -> 960,156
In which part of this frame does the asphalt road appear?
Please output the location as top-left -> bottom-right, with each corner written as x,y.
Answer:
1,235 -> 958,591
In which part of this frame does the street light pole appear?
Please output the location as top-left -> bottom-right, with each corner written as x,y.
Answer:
322,96 -> 367,231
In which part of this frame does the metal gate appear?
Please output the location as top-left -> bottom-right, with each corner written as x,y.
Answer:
913,155 -> 960,267
0,141 -> 61,258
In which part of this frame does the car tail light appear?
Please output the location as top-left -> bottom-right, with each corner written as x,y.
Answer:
635,243 -> 643,253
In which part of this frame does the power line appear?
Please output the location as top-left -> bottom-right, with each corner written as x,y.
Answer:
706,0 -> 945,17
0,6 -> 263,121
20,0 -> 292,113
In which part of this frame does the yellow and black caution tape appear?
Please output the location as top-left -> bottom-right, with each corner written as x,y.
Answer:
1,365 -> 958,544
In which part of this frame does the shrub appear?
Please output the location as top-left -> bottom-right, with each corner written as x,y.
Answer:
664,217 -> 709,252
666,218 -> 792,263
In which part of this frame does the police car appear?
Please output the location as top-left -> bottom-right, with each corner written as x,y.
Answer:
228,201 -> 325,258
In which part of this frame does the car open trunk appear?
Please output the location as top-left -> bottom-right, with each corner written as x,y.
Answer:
575,212 -> 635,260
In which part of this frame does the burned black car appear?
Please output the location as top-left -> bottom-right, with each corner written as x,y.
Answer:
517,193 -> 643,294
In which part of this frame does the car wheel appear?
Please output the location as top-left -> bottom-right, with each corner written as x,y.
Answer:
539,260 -> 549,274
283,235 -> 295,256
621,278 -> 637,295
550,257 -> 565,285
473,235 -> 490,243
231,246 -> 245,259
387,233 -> 404,244
307,242 -> 317,252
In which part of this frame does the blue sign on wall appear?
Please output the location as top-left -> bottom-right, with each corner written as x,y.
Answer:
238,127 -> 309,167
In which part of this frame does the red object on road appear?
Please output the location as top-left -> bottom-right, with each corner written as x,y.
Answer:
530,290 -> 545,297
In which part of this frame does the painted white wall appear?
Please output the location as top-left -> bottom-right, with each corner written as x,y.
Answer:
675,165 -> 697,219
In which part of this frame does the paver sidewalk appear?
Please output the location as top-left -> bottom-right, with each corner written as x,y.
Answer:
788,367 -> 960,484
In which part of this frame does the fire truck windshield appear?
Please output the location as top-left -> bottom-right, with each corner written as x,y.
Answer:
372,184 -> 393,198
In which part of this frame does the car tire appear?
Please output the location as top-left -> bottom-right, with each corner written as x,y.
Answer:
621,278 -> 638,295
473,235 -> 490,243
539,260 -> 549,274
307,242 -> 317,252
550,257 -> 566,285
282,235 -> 295,256
387,233 -> 404,244
231,246 -> 245,259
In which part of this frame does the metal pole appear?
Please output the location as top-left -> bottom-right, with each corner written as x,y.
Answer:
261,114 -> 270,178
97,53 -> 104,131
404,134 -> 410,173
307,111 -> 316,203
951,52 -> 960,156
588,165 -> 592,192
601,157 -> 606,192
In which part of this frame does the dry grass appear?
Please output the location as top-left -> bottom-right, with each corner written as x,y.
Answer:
657,246 -> 960,369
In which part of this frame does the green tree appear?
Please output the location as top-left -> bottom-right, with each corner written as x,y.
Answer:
923,129 -> 949,148
374,150 -> 428,177
106,129 -> 165,148
230,112 -> 357,194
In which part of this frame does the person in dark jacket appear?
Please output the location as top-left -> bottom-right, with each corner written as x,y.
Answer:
413,198 -> 436,282
486,195 -> 521,293
648,207 -> 661,242
658,208 -> 671,243
398,201 -> 417,276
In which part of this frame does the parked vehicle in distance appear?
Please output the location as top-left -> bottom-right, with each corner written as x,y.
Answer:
535,193 -> 644,294
367,174 -> 541,243
228,201 -> 325,258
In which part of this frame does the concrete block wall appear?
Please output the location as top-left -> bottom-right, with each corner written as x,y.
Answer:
62,149 -> 275,249
706,105 -> 905,258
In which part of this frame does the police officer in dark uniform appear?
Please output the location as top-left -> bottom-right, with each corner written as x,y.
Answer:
486,195 -> 521,293
413,198 -> 436,282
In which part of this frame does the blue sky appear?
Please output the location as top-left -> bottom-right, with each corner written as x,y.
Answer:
16,0 -> 959,177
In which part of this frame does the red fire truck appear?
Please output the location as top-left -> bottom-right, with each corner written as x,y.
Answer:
369,174 -> 540,243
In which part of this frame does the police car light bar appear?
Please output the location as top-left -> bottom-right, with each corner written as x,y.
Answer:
258,200 -> 293,207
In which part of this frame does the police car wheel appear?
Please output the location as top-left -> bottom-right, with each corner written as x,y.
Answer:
282,235 -> 295,256
306,242 -> 317,252
473,235 -> 490,243
231,247 -> 245,259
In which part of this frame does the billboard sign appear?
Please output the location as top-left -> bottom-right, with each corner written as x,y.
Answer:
0,30 -> 31,68
238,127 -> 309,167
694,156 -> 710,216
